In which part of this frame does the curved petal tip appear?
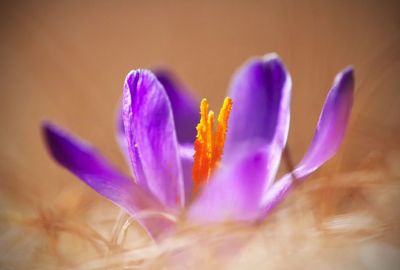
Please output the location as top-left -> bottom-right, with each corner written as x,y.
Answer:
262,52 -> 280,62
335,66 -> 354,92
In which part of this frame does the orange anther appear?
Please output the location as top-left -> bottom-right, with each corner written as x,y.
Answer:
192,97 -> 233,193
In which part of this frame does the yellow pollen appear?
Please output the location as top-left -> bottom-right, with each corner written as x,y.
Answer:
192,97 -> 233,193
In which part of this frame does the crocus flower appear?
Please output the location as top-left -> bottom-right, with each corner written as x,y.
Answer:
42,53 -> 354,239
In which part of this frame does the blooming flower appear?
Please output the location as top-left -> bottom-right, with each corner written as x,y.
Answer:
42,53 -> 354,239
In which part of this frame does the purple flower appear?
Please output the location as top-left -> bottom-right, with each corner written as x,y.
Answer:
42,53 -> 354,239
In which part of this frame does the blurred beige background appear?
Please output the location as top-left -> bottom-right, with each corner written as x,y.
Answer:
0,0 -> 399,268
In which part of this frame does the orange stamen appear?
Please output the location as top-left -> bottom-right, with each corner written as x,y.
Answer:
192,97 -> 233,193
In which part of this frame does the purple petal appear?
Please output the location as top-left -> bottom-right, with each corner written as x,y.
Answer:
188,149 -> 270,223
294,67 -> 354,179
116,103 -> 195,205
42,123 -> 174,238
224,53 -> 291,188
154,69 -> 199,144
123,70 -> 184,208
261,67 -> 354,215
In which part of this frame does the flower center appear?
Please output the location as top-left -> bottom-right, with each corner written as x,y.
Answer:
192,97 -> 233,193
